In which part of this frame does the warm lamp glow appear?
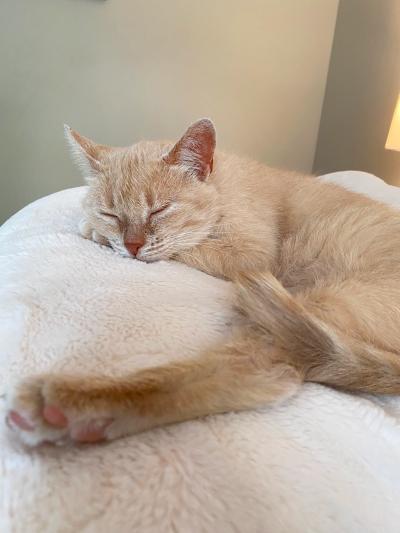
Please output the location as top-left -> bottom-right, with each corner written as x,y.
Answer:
386,94 -> 400,151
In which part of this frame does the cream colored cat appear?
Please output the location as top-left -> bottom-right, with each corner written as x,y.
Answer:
7,119 -> 400,445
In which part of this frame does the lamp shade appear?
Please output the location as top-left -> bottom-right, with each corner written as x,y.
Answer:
386,94 -> 400,151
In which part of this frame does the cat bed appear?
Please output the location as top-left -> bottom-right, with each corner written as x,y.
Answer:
1,171 -> 400,533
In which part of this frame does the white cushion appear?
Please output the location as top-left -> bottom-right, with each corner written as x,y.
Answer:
1,172 -> 400,533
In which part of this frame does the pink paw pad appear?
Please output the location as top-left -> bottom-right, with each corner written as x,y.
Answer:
7,410 -> 35,431
70,419 -> 113,443
43,405 -> 68,428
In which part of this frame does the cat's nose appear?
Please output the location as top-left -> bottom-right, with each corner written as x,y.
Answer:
125,240 -> 144,256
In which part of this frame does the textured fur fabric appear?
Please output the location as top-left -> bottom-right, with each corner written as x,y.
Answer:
1,171 -> 400,532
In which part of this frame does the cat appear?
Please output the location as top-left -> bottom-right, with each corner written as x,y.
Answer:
7,118 -> 400,445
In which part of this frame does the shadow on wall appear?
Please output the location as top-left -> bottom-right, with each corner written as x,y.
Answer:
313,0 -> 400,184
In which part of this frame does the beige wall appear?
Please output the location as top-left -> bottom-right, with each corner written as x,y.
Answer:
0,0 -> 338,223
314,0 -> 400,183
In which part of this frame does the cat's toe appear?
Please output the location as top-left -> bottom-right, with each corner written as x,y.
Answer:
42,405 -> 68,427
7,409 -> 35,431
79,219 -> 109,246
42,404 -> 113,443
91,230 -> 109,246
78,218 -> 94,239
69,418 -> 114,443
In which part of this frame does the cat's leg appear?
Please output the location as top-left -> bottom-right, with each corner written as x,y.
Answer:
237,271 -> 400,394
175,236 -> 274,281
6,328 -> 301,446
295,281 -> 400,393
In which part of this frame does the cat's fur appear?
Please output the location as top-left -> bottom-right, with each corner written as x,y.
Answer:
7,119 -> 400,445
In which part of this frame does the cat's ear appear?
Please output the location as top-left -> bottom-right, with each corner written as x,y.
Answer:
64,125 -> 111,180
163,118 -> 216,181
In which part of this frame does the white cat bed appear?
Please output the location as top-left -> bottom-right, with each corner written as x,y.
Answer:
1,171 -> 400,533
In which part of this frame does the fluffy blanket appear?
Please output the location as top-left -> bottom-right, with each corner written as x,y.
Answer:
1,171 -> 400,533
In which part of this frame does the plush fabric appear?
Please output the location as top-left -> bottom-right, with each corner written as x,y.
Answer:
1,171 -> 400,533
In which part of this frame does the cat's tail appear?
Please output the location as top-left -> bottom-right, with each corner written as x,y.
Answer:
236,272 -> 400,394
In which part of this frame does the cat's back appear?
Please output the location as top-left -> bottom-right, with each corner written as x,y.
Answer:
287,174 -> 400,233
211,150 -> 302,222
213,151 -> 400,271
282,175 -> 400,278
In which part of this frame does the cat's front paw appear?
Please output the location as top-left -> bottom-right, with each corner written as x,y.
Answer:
79,218 -> 109,246
6,376 -> 137,446
6,377 -> 69,446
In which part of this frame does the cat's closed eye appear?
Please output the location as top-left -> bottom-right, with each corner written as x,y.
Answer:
99,211 -> 120,221
149,204 -> 170,219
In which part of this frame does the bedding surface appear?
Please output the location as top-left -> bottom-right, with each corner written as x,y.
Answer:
1,171 -> 400,533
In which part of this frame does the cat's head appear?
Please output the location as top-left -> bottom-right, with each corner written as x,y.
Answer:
65,119 -> 220,261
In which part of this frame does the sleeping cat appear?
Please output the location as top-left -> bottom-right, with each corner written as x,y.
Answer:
7,118 -> 400,445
